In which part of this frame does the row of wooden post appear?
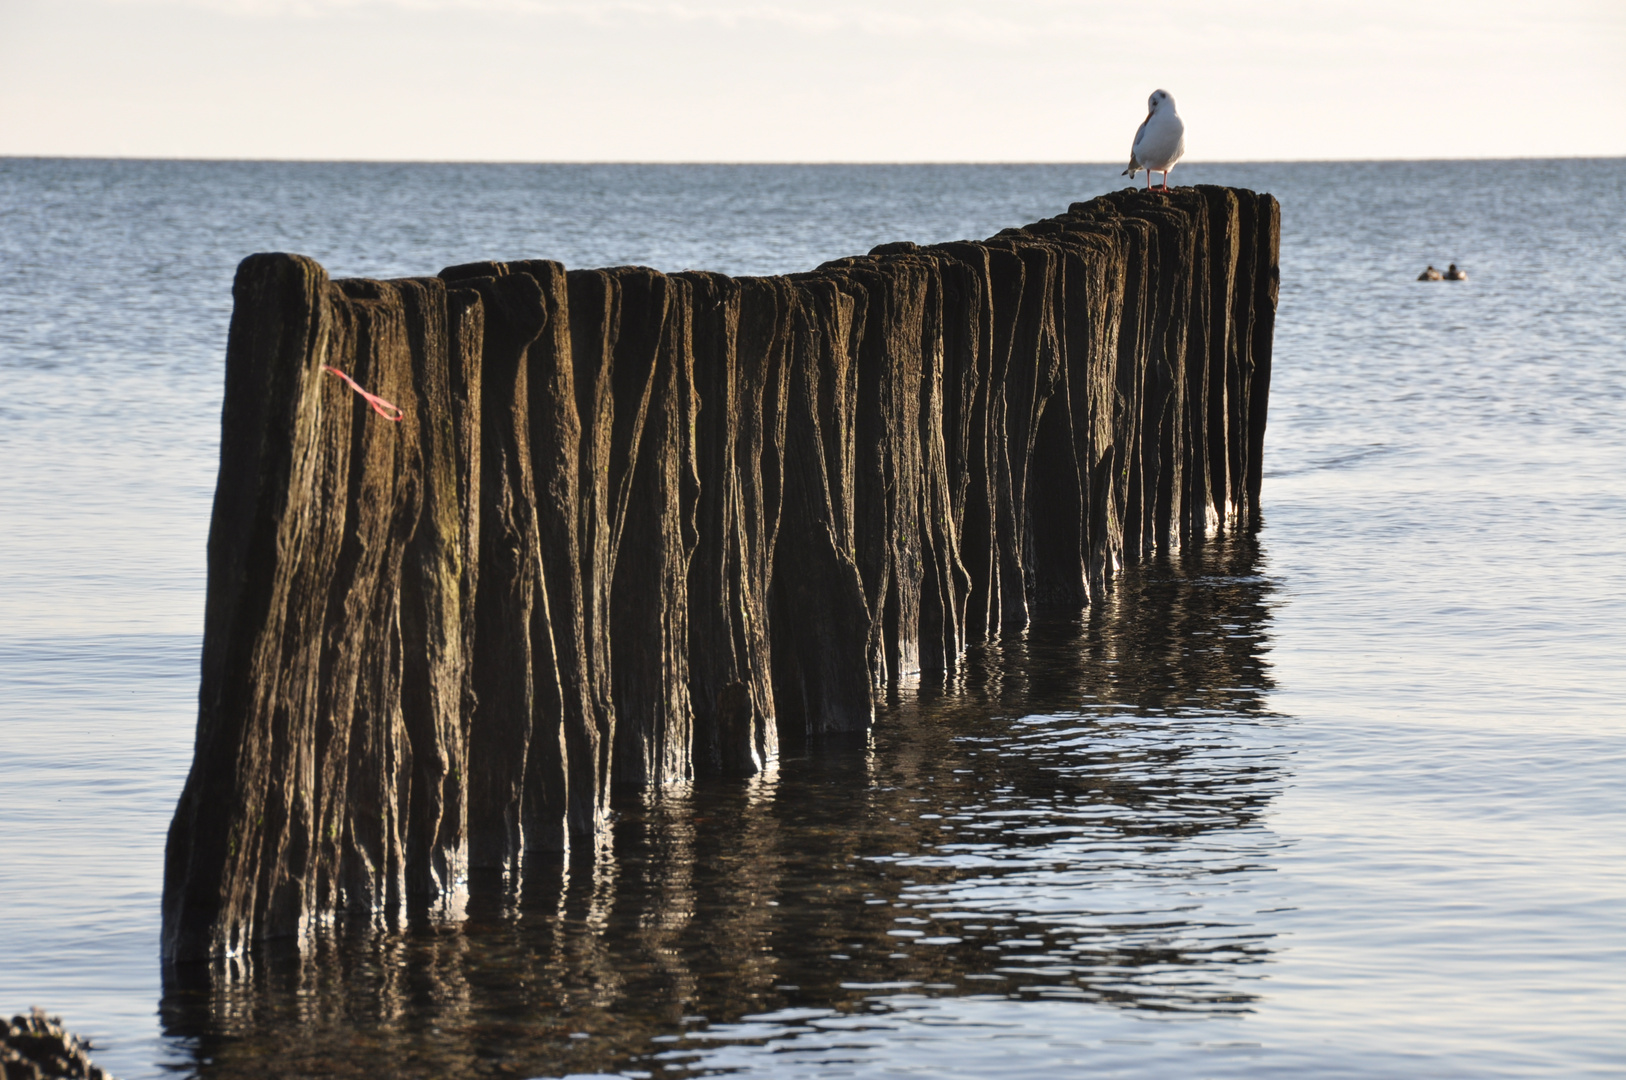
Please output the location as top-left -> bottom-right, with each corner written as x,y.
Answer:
162,186 -> 1279,962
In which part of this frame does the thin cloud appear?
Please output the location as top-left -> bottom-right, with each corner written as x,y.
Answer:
102,0 -> 1623,55
103,0 -> 1149,44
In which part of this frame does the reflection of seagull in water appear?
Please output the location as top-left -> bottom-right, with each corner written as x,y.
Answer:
1123,89 -> 1185,192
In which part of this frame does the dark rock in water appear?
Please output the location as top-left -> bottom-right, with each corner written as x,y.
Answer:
1418,265 -> 1443,281
2,1009 -> 114,1080
1444,263 -> 1468,281
161,187 -> 1281,962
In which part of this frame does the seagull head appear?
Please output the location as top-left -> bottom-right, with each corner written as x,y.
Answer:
1148,89 -> 1175,114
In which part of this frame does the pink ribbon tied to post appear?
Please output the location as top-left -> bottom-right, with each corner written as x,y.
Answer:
323,365 -> 404,422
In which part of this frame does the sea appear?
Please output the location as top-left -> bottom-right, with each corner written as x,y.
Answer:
0,158 -> 1622,1079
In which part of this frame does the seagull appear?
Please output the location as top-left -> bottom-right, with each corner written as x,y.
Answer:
1123,89 -> 1186,192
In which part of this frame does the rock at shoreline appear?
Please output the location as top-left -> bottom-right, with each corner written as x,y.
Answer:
2,1010 -> 114,1080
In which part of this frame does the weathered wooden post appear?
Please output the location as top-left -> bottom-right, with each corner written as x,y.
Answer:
163,189 -> 1280,963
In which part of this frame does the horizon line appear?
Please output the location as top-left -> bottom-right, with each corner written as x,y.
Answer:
5,153 -> 1624,167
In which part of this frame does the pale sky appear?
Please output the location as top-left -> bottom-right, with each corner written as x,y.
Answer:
1,0 -> 1622,162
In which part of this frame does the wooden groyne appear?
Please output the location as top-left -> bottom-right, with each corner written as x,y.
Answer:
161,186 -> 1279,963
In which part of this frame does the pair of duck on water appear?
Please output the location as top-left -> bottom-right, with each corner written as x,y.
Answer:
1419,264 -> 1469,281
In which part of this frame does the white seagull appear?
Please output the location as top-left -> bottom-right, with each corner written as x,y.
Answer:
1123,89 -> 1185,192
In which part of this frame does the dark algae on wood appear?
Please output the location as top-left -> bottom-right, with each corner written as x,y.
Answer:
162,187 -> 1280,963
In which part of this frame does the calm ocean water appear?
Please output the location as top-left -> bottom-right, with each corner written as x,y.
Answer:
0,158 -> 1622,1079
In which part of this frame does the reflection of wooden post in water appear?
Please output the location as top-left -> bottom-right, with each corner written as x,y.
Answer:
158,536 -> 1281,1078
161,189 -> 1281,963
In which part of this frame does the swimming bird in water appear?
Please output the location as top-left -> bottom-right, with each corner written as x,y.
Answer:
1444,263 -> 1468,281
1418,265 -> 1443,281
1123,89 -> 1186,192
